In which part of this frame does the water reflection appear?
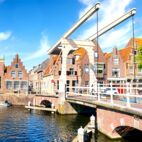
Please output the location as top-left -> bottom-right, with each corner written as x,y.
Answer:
0,107 -> 137,142
0,107 -> 89,141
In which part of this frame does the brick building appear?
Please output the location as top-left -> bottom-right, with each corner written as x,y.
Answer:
105,38 -> 142,85
29,59 -> 49,94
4,54 -> 28,93
40,42 -> 105,94
0,58 -> 4,94
29,38 -> 142,95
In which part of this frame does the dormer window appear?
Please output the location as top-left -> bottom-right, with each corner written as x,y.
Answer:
15,64 -> 19,68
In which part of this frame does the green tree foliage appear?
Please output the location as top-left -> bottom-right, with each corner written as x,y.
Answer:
136,45 -> 142,69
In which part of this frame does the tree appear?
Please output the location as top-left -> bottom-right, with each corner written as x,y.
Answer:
136,45 -> 142,69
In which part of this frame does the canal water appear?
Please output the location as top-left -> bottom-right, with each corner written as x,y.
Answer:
0,106 -> 132,142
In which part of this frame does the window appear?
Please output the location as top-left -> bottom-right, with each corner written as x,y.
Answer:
67,58 -> 72,64
66,80 -> 70,86
6,81 -> 12,90
15,64 -> 19,68
72,58 -> 75,64
67,58 -> 75,64
58,71 -> 61,75
97,70 -> 103,73
70,68 -> 74,75
14,81 -> 19,90
57,80 -> 59,90
113,58 -> 119,65
18,71 -> 23,78
72,80 -> 78,86
21,81 -> 27,90
138,68 -> 142,74
129,66 -> 133,74
11,71 -> 16,78
112,68 -> 120,77
97,64 -> 103,74
85,81 -> 89,86
66,80 -> 70,92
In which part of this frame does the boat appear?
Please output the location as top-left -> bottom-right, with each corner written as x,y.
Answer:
0,100 -> 12,107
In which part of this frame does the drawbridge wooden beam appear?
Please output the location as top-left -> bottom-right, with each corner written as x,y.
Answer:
47,3 -> 100,54
88,8 -> 136,40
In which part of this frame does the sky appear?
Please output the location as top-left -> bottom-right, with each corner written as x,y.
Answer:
0,0 -> 141,71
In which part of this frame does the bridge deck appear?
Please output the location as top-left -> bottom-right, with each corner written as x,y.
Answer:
67,95 -> 142,117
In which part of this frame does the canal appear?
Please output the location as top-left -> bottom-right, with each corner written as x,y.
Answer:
0,106 -> 133,142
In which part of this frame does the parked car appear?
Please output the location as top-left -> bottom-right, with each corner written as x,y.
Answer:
103,87 -> 118,95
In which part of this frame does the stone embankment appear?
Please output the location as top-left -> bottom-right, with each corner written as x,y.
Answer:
0,94 -> 34,106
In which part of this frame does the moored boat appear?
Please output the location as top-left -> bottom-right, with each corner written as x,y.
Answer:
0,100 -> 12,107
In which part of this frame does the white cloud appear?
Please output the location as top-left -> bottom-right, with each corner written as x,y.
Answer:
24,34 -> 50,61
0,31 -> 12,41
100,22 -> 132,52
77,0 -> 133,51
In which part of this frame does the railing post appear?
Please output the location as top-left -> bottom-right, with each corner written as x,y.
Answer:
130,83 -> 132,94
110,82 -> 113,104
77,126 -> 84,142
87,86 -> 89,95
126,82 -> 130,107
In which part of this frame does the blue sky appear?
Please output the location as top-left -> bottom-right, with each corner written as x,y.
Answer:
0,0 -> 141,71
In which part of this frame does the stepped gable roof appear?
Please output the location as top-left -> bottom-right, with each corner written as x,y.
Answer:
10,54 -> 26,70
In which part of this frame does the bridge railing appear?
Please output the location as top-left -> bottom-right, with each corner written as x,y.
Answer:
66,83 -> 142,110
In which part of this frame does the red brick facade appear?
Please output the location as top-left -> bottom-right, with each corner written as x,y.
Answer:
97,107 -> 142,139
4,54 -> 28,93
0,59 -> 4,94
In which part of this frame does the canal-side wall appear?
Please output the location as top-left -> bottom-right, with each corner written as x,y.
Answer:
33,95 -> 59,109
0,94 -> 78,114
0,94 -> 34,105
